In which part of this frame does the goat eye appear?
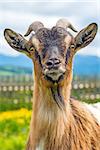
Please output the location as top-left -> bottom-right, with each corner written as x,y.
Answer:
70,44 -> 75,49
30,47 -> 34,51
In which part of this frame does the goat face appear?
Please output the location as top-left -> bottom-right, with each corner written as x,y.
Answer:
4,19 -> 98,84
31,27 -> 74,83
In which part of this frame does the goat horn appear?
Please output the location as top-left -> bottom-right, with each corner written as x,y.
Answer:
24,21 -> 44,36
56,19 -> 78,32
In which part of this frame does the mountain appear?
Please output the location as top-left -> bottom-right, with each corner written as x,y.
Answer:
0,54 -> 33,75
0,54 -> 32,68
0,54 -> 100,77
73,55 -> 100,77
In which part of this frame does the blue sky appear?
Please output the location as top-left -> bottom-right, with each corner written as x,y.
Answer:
0,0 -> 100,57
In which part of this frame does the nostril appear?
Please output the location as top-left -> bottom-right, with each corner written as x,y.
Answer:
46,60 -> 53,67
46,58 -> 61,68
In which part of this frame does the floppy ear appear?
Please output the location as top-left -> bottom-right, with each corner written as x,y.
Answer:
4,29 -> 32,56
74,23 -> 98,52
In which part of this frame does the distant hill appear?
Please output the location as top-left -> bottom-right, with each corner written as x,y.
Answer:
73,55 -> 100,77
0,65 -> 32,76
0,54 -> 100,77
0,54 -> 32,68
0,54 -> 33,76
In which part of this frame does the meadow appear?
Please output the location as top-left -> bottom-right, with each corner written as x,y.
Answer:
0,109 -> 31,150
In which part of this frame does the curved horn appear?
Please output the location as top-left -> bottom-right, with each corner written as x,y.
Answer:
56,19 -> 77,32
24,21 -> 44,36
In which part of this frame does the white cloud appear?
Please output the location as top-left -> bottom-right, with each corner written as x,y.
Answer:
78,46 -> 100,57
0,0 -> 99,57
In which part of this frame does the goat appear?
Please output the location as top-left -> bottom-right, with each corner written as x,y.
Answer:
4,19 -> 100,150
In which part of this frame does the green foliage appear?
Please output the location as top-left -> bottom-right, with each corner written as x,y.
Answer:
81,99 -> 100,104
0,109 -> 31,150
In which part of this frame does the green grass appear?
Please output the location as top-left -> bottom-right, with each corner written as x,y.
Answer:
0,109 -> 31,150
0,71 -> 14,76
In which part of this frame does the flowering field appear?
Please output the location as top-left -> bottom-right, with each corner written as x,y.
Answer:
0,109 -> 31,150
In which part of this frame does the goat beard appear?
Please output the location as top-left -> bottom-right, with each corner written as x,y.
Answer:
50,85 -> 65,110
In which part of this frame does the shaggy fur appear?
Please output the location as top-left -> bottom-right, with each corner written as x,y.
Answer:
26,99 -> 100,150
26,70 -> 100,150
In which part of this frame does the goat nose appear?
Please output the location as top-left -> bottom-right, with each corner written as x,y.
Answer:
46,58 -> 61,68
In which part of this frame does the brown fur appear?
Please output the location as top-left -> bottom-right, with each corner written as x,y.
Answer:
26,68 -> 100,150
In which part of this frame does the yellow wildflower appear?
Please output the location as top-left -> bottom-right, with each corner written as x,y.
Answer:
0,109 -> 32,121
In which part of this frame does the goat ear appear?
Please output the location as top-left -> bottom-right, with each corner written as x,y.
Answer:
74,23 -> 98,52
4,29 -> 32,56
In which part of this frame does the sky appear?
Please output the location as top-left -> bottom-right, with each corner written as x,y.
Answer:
0,0 -> 100,57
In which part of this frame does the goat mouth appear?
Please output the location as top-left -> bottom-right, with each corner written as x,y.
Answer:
44,69 -> 65,83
